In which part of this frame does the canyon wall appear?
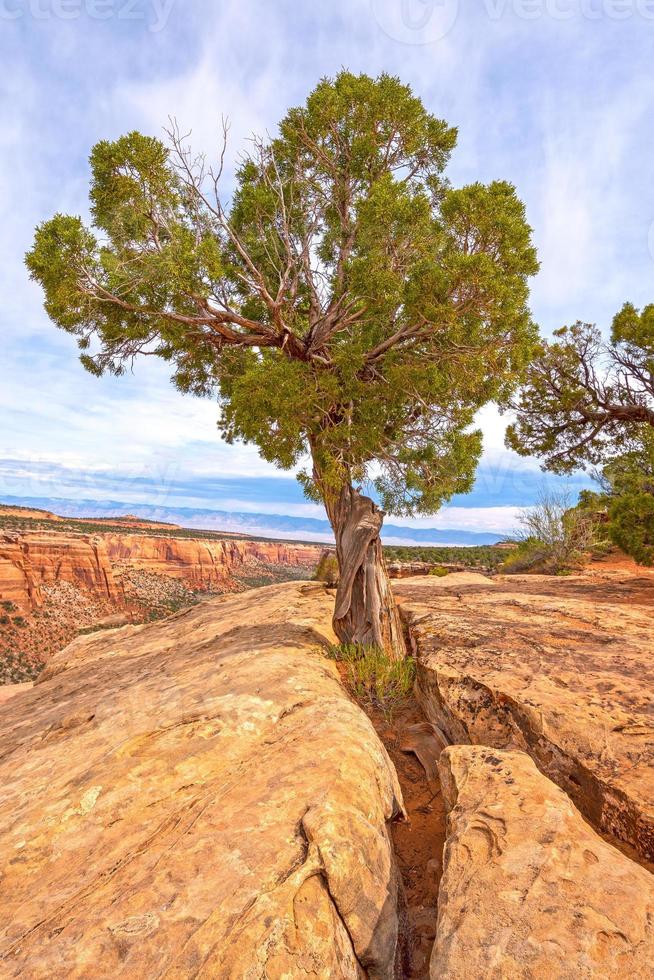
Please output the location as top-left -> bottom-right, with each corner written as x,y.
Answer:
0,532 -> 120,610
102,533 -> 320,589
0,530 -> 321,610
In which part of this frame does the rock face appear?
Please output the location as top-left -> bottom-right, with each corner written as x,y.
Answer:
103,533 -> 320,589
0,530 -> 321,611
387,562 -> 434,579
0,582 -> 406,978
0,532 -> 121,610
395,568 -> 654,864
0,682 -> 33,705
432,745 -> 654,979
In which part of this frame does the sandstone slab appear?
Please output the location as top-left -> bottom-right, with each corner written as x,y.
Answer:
0,582 -> 406,978
395,567 -> 654,864
0,682 -> 33,706
432,745 -> 654,979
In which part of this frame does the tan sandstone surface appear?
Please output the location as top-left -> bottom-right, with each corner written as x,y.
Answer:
0,682 -> 33,706
394,564 -> 654,864
432,744 -> 654,979
0,581 -> 406,979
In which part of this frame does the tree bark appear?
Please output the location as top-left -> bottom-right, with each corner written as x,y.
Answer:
323,481 -> 407,660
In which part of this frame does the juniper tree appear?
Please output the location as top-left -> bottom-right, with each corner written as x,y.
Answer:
507,307 -> 654,566
507,310 -> 654,470
27,72 -> 538,657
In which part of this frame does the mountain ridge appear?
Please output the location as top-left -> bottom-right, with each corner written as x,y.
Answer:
0,495 -> 503,546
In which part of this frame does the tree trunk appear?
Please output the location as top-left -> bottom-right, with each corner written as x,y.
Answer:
324,482 -> 407,660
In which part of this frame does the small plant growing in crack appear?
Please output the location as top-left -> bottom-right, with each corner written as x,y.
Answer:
325,643 -> 415,719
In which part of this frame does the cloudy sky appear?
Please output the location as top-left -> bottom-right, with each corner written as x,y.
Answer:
1,0 -> 653,540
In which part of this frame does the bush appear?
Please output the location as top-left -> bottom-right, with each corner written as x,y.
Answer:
501,490 -> 598,574
1,601 -> 17,613
384,544 -> 505,572
326,642 -> 415,719
428,565 -> 449,577
608,491 -> 654,565
313,553 -> 339,587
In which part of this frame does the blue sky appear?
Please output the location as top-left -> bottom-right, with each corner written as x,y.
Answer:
2,0 -> 653,540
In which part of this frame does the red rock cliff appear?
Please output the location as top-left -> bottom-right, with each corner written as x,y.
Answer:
102,534 -> 320,588
0,532 -> 120,610
0,531 -> 321,609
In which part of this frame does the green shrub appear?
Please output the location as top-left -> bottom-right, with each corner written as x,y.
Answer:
313,553 -> 339,587
501,491 -> 599,574
326,642 -> 415,719
428,565 -> 449,577
384,544 -> 505,572
1,601 -> 17,613
607,490 -> 654,566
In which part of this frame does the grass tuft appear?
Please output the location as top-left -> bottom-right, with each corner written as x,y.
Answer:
325,642 -> 415,719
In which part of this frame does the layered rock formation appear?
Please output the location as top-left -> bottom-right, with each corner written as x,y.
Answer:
0,582 -> 406,978
103,533 -> 320,589
395,568 -> 654,864
0,532 -> 120,610
387,562 -> 434,579
0,530 -> 321,611
432,745 -> 654,978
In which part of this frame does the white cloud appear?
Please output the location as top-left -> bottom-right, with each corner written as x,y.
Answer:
390,505 -> 522,533
2,2 -> 653,531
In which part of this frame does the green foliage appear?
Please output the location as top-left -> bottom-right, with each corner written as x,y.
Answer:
500,491 -> 599,574
515,496 -> 595,572
326,642 -> 415,719
428,565 -> 449,577
313,553 -> 339,587
583,432 -> 654,566
508,317 -> 654,473
324,642 -> 363,663
1,601 -> 17,613
608,492 -> 654,565
508,305 -> 654,567
27,71 -> 538,522
383,544 -> 505,571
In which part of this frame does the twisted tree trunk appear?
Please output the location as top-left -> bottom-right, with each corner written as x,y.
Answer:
323,481 -> 407,660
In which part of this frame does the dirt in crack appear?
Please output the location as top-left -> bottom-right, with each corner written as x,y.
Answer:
367,700 -> 446,979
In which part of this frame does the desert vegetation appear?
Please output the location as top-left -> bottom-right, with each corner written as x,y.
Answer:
508,312 -> 654,566
313,552 -> 339,586
27,71 -> 539,658
325,641 -> 416,719
385,544 -> 507,571
499,490 -> 601,574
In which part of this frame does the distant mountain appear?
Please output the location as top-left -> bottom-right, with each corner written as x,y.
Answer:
0,494 -> 502,546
